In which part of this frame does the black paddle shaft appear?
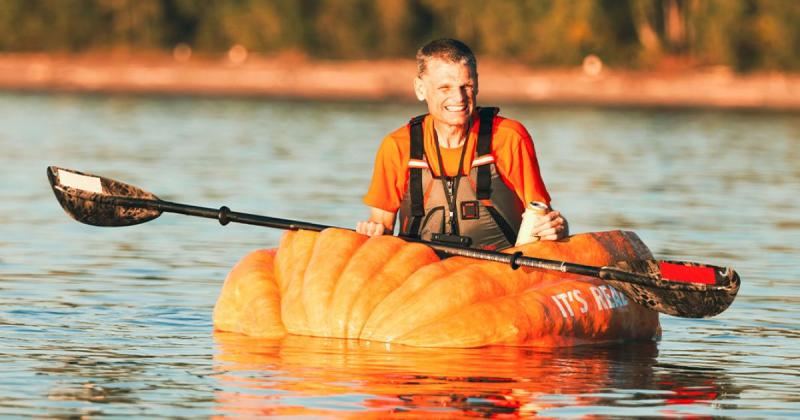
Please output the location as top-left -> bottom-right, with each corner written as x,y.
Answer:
110,195 -> 603,277
149,197 -> 330,232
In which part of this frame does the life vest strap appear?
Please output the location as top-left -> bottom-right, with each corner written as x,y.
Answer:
406,113 -> 428,238
475,108 -> 515,245
476,107 -> 498,200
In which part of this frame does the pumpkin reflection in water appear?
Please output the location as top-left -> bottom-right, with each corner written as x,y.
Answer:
212,333 -> 737,418
213,229 -> 660,347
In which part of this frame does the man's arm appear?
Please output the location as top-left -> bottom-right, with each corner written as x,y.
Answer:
356,207 -> 397,237
494,120 -> 568,241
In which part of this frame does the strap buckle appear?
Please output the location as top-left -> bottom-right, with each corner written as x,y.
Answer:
431,233 -> 473,247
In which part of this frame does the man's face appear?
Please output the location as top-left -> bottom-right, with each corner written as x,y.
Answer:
414,58 -> 478,129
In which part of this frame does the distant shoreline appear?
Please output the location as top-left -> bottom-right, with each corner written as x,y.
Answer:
1,53 -> 798,110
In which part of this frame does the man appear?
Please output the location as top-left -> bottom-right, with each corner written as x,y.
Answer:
356,38 -> 567,250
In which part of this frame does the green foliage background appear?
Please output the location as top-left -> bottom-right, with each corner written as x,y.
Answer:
1,0 -> 797,72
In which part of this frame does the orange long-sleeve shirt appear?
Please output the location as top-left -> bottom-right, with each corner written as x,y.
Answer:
363,113 -> 551,213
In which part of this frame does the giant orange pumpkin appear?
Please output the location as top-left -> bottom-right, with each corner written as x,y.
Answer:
213,229 -> 660,347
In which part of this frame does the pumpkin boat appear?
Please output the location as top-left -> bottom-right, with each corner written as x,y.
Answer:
213,229 -> 661,348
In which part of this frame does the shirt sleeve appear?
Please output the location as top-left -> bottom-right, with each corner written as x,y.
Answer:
493,121 -> 552,206
363,135 -> 406,213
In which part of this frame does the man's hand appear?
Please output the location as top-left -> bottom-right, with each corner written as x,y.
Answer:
356,207 -> 396,237
356,221 -> 387,236
530,210 -> 569,241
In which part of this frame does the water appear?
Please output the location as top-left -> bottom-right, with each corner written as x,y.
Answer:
1,92 -> 798,417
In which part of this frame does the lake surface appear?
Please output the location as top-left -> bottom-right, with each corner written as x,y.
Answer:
1,92 -> 798,418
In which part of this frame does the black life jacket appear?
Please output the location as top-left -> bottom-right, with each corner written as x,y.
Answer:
398,107 -> 524,250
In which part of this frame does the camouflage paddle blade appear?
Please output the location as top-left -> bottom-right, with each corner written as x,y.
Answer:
47,166 -> 162,227
604,260 -> 740,318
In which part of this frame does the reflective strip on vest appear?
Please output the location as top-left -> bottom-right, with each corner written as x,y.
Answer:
471,154 -> 495,167
408,159 -> 429,169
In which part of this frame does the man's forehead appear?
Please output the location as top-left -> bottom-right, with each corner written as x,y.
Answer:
421,57 -> 476,77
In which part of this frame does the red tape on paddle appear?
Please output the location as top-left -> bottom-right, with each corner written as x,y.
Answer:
659,261 -> 716,285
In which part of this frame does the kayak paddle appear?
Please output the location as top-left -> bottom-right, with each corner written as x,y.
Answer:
47,166 -> 740,318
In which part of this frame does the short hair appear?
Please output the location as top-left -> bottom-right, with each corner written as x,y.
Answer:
416,38 -> 477,77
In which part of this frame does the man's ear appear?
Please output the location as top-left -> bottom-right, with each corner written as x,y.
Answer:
413,77 -> 426,101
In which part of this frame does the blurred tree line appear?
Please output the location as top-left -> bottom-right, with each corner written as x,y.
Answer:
0,0 -> 797,72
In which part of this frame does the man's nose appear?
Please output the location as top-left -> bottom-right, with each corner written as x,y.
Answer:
456,87 -> 470,101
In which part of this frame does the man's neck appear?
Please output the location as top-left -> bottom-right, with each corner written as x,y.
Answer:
433,120 -> 471,148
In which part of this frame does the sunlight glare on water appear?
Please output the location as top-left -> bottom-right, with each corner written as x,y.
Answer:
0,93 -> 798,417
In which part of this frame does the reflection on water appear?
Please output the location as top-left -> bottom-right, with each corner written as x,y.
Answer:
0,93 -> 798,417
213,333 -> 740,418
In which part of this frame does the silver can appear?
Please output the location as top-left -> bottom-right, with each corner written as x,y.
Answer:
515,201 -> 550,246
